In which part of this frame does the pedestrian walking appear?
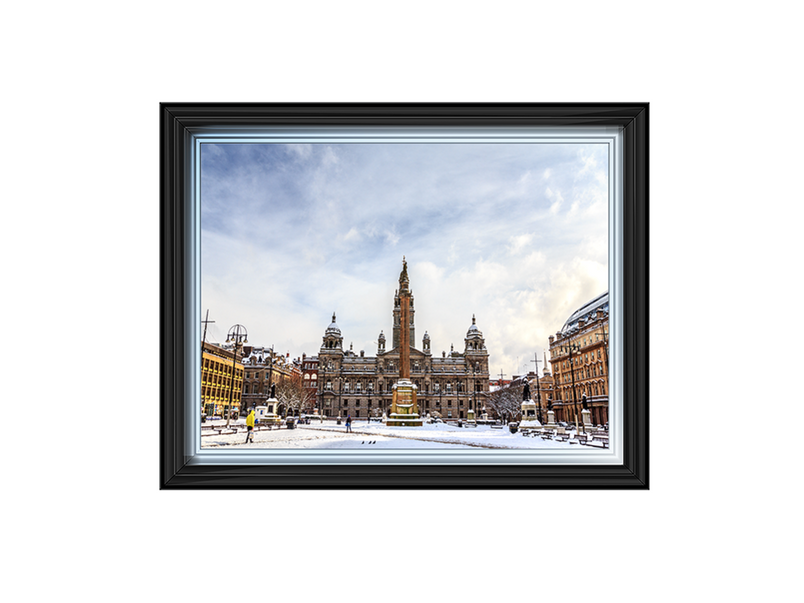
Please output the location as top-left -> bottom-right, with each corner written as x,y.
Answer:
245,408 -> 255,443
346,414 -> 352,433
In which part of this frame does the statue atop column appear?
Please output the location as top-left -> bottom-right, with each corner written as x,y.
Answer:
387,257 -> 422,426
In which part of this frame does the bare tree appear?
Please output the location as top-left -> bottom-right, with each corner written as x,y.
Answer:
275,375 -> 317,417
483,384 -> 523,424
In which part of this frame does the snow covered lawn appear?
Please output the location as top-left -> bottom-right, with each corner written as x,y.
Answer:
201,419 -> 595,450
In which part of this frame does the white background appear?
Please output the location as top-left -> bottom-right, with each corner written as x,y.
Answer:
2,2 -> 800,602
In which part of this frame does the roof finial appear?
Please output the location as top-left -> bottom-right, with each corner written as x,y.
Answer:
332,312 -> 336,322
472,314 -> 476,324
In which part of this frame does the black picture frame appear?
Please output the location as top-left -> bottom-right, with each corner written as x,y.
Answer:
160,103 -> 648,489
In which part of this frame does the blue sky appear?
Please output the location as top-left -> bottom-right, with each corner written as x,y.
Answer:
201,141 -> 608,377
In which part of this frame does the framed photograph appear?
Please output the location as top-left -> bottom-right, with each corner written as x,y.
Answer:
160,103 -> 648,489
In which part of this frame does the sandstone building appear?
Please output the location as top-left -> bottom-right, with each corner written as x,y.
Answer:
548,292 -> 609,426
239,346 -> 302,413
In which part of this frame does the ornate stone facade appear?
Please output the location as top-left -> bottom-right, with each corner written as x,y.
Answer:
239,346 -> 302,414
548,292 -> 609,426
317,263 -> 490,420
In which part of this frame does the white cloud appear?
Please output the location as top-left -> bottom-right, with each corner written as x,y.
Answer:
201,142 -> 609,376
507,233 -> 533,255
286,144 -> 313,160
546,187 -> 565,214
384,228 -> 400,246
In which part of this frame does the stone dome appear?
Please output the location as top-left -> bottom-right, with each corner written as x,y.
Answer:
325,312 -> 341,336
466,315 -> 483,338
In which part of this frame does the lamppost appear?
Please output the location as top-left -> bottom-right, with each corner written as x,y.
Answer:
530,353 -> 543,424
337,365 -> 343,420
565,341 -> 581,433
266,344 -> 275,402
225,324 -> 248,428
534,361 -> 543,425
471,365 -> 477,420
201,309 -> 214,420
366,381 -> 374,425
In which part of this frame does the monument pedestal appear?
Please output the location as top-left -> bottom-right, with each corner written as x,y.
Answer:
581,409 -> 594,433
519,399 -> 542,429
386,379 -> 422,426
545,410 -> 557,431
256,398 -> 282,426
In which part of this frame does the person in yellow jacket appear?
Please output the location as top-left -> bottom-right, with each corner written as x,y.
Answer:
245,408 -> 255,443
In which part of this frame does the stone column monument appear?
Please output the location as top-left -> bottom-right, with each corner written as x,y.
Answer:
387,257 -> 423,426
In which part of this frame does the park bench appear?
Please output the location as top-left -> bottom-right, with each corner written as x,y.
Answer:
211,428 -> 238,436
490,425 -> 504,429
580,435 -> 609,448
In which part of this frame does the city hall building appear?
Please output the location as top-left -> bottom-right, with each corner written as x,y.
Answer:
316,263 -> 490,420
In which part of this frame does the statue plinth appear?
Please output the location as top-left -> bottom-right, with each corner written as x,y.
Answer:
256,398 -> 282,425
387,379 -> 422,426
519,399 -> 542,428
581,409 -> 594,433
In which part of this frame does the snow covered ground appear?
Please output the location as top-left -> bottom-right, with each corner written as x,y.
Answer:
201,418 -> 603,450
